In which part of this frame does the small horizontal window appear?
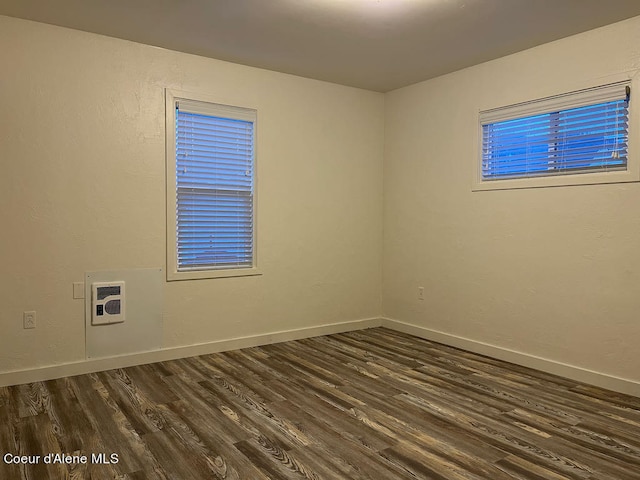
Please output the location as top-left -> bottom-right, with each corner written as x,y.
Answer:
476,81 -> 638,190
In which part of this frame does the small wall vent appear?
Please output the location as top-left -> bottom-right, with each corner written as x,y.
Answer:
91,281 -> 125,325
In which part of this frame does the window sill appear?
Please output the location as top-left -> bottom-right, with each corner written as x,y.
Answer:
167,267 -> 263,281
472,168 -> 640,191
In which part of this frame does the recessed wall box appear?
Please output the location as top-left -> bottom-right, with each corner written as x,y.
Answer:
92,281 -> 125,325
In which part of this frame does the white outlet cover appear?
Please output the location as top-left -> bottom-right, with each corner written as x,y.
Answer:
23,311 -> 36,329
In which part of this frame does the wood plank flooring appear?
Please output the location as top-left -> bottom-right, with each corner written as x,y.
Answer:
1,327 -> 639,479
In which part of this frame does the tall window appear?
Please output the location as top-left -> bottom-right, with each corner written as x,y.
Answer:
476,81 -> 636,190
166,91 -> 258,280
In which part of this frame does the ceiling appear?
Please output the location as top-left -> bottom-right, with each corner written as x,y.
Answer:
2,0 -> 640,92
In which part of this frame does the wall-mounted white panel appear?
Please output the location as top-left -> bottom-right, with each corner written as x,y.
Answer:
85,269 -> 163,359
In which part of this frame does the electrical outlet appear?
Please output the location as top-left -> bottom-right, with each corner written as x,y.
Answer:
418,287 -> 425,300
23,311 -> 36,329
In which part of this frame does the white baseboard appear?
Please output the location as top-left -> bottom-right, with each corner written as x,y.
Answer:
0,317 -> 382,387
382,318 -> 640,398
4,316 -> 638,398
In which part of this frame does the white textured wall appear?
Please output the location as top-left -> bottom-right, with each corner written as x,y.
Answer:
383,16 -> 640,383
0,16 -> 384,374
3,12 -> 640,389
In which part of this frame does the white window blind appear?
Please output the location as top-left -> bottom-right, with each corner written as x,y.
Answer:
480,82 -> 630,180
174,99 -> 256,271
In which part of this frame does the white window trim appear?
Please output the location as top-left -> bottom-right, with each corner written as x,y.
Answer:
165,88 -> 261,281
472,72 -> 640,191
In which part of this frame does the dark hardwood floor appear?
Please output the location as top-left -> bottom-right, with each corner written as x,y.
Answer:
1,327 -> 639,479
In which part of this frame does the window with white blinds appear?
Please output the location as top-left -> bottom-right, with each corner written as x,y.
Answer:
166,91 -> 257,279
480,81 -> 630,183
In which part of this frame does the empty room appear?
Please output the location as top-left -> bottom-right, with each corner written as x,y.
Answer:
1,1 -> 640,478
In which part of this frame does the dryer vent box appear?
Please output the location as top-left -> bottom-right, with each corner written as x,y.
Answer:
92,281 -> 125,325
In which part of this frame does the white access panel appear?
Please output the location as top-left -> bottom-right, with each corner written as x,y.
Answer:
85,268 -> 163,359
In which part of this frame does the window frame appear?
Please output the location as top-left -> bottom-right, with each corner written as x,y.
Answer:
473,74 -> 640,191
165,89 -> 261,281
